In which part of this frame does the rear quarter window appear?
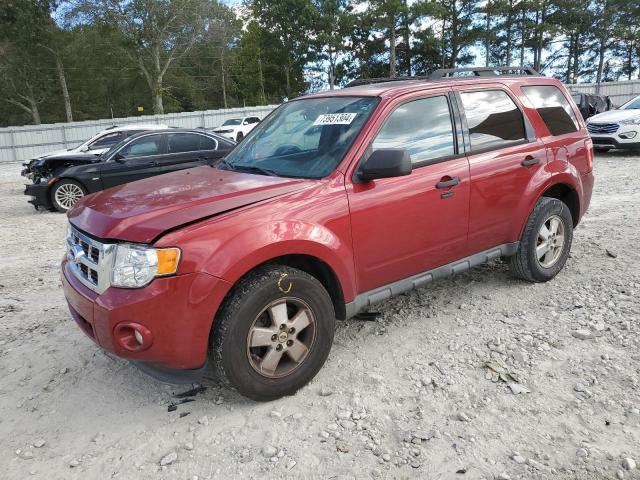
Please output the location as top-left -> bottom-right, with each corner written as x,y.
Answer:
522,85 -> 579,136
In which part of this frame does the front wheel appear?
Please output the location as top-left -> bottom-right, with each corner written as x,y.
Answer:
236,132 -> 244,142
509,197 -> 573,282
210,265 -> 335,401
51,179 -> 87,213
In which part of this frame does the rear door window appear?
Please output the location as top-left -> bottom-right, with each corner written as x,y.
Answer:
372,95 -> 456,165
522,85 -> 579,136
199,135 -> 218,151
167,133 -> 201,154
460,90 -> 527,151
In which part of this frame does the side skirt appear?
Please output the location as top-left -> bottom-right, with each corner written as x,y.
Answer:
345,242 -> 519,319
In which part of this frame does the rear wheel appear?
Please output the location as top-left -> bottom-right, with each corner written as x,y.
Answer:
509,197 -> 573,282
51,179 -> 86,213
210,265 -> 335,401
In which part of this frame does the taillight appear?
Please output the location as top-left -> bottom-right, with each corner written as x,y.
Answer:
585,138 -> 594,173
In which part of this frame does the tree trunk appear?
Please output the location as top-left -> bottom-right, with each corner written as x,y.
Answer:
485,1 -> 491,67
389,13 -> 397,77
403,0 -> 411,76
450,4 -> 459,67
258,55 -> 266,104
284,66 -> 291,99
152,44 -> 164,114
153,83 -> 163,114
328,44 -> 335,90
566,34 -> 574,84
595,36 -> 606,92
572,35 -> 580,84
54,54 -> 73,122
519,6 -> 526,67
505,0 -> 513,66
221,48 -> 228,109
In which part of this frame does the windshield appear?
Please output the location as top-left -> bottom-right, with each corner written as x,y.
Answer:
621,96 -> 640,110
220,96 -> 379,179
222,119 -> 242,126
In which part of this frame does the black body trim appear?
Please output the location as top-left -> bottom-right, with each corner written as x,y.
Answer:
591,137 -> 640,150
131,360 -> 207,385
345,242 -> 519,318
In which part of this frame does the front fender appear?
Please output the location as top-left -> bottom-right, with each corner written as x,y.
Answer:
204,220 -> 356,302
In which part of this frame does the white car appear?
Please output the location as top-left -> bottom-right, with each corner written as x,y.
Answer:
33,124 -> 170,160
587,95 -> 640,151
211,116 -> 261,142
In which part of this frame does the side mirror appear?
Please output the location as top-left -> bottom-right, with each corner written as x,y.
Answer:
357,149 -> 412,182
113,153 -> 126,163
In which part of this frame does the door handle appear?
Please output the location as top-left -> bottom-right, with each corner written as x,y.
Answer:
521,156 -> 541,167
436,177 -> 460,189
147,161 -> 160,166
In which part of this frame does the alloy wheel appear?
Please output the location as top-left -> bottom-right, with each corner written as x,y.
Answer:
54,183 -> 84,210
246,297 -> 316,379
536,214 -> 566,268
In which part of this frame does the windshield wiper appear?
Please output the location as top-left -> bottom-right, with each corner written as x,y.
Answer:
213,158 -> 235,170
231,164 -> 281,177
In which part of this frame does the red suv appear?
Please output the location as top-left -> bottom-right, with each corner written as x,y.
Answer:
62,67 -> 594,401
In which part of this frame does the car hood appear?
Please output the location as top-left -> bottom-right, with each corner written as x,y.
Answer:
588,109 -> 640,123
68,166 -> 316,243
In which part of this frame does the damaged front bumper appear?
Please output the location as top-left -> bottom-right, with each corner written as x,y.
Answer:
24,182 -> 52,209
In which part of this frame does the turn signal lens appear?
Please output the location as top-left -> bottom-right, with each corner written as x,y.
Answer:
156,248 -> 181,276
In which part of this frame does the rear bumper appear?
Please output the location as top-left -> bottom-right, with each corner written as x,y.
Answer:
61,257 -> 231,379
24,183 -> 52,209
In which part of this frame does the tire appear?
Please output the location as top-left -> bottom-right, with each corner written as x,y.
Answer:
236,132 -> 244,142
210,265 -> 335,401
509,197 -> 573,283
51,179 -> 87,213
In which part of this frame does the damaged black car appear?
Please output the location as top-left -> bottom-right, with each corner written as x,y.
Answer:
22,129 -> 235,212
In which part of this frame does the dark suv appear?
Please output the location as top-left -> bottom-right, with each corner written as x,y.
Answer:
23,129 -> 235,212
61,67 -> 594,401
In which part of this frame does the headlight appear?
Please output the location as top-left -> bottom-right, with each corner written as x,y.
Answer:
620,117 -> 640,125
111,244 -> 181,288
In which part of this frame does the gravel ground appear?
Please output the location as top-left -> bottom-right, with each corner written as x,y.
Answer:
1,152 -> 639,480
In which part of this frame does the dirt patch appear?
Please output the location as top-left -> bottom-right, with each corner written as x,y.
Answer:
1,153 -> 639,479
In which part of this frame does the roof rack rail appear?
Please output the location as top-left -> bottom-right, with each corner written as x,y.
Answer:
428,66 -> 540,80
344,76 -> 429,88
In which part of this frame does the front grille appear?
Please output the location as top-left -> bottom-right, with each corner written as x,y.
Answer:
587,123 -> 619,135
67,225 -> 115,294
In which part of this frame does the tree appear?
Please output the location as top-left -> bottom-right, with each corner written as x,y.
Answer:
416,0 -> 480,68
73,0 -> 215,114
0,0 -> 57,124
310,0 -> 354,89
251,0 -> 315,99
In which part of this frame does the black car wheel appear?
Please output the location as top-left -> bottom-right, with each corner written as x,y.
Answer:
210,265 -> 335,401
236,132 -> 244,142
509,197 -> 573,282
51,179 -> 87,213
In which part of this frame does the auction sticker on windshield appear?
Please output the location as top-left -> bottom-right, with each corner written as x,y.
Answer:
313,113 -> 358,125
